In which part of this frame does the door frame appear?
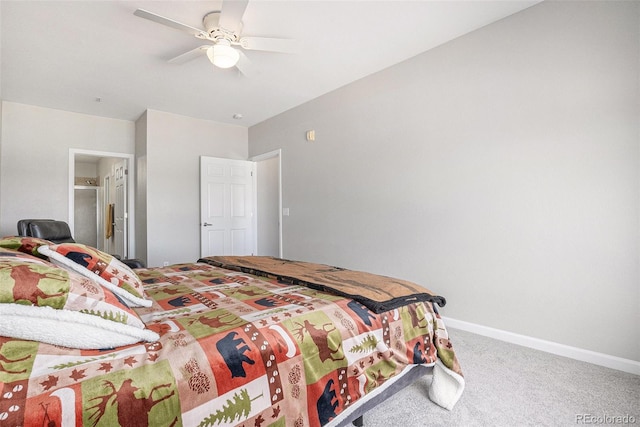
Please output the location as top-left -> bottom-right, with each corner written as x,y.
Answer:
68,149 -> 135,256
250,149 -> 283,258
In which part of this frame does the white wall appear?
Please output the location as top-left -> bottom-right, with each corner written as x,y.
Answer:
249,1 -> 639,362
0,102 -> 135,236
139,109 -> 248,267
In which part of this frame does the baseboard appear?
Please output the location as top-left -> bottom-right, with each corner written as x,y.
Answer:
441,316 -> 640,376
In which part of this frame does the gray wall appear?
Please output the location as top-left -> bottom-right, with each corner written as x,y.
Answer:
249,1 -> 639,361
0,102 -> 134,236
0,101 -> 3,228
0,103 -> 248,269
137,109 -> 248,267
135,111 -> 148,265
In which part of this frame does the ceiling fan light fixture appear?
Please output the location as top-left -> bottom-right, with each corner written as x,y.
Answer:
207,41 -> 240,69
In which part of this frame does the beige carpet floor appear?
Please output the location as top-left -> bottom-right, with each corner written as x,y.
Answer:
360,328 -> 639,426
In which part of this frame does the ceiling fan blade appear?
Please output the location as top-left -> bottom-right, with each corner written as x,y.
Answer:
235,50 -> 254,77
219,0 -> 249,34
238,37 -> 300,54
168,45 -> 210,64
134,9 -> 205,38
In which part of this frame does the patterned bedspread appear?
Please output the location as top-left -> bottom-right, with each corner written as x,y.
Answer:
0,262 -> 463,426
200,256 -> 447,313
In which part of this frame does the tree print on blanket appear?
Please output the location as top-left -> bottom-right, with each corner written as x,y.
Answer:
198,388 -> 264,427
349,335 -> 379,354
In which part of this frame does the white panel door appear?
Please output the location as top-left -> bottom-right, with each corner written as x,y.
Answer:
200,156 -> 255,257
113,160 -> 127,258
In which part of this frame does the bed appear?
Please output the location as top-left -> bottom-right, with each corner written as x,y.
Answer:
0,237 -> 464,426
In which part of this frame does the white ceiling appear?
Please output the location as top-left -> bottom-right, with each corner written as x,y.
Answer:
1,0 -> 540,127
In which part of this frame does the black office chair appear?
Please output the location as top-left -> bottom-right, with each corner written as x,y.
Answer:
19,219 -> 76,244
17,219 -> 145,268
17,218 -> 54,238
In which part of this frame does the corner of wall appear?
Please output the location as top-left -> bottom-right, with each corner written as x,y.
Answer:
134,111 -> 148,265
0,100 -> 3,229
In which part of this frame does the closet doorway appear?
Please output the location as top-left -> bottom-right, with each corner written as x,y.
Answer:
251,149 -> 282,258
68,149 -> 134,258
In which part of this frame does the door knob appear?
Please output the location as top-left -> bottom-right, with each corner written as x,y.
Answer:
203,222 -> 212,227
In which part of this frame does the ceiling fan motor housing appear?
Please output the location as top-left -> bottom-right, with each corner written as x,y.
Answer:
202,11 -> 241,42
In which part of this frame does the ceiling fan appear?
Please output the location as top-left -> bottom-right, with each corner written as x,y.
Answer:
133,0 -> 299,75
